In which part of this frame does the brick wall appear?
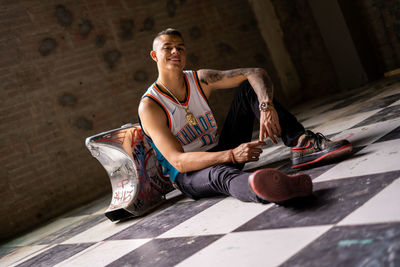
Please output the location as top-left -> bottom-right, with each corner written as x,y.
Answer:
0,0 -> 275,241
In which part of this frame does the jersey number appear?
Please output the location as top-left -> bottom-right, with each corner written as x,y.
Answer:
200,134 -> 213,146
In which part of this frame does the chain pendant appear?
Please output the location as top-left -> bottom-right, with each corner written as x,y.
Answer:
185,108 -> 197,125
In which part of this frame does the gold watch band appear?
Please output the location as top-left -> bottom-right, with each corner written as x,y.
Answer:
259,101 -> 274,111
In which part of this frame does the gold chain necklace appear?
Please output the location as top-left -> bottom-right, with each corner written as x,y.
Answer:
158,80 -> 197,126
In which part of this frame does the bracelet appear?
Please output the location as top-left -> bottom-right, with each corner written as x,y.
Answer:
230,149 -> 237,164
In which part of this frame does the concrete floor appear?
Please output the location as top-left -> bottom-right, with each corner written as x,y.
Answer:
1,77 -> 400,266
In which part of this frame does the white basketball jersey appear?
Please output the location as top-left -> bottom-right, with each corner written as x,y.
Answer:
143,70 -> 219,152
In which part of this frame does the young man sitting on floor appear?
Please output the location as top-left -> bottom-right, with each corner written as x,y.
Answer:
138,28 -> 352,204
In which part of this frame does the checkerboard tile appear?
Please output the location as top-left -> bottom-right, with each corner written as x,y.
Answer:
55,240 -> 151,267
280,223 -> 400,267
314,139 -> 400,182
159,197 -> 273,238
338,177 -> 400,225
0,245 -> 50,266
107,235 -> 223,267
176,226 -> 332,267
15,244 -> 94,267
234,172 -> 398,231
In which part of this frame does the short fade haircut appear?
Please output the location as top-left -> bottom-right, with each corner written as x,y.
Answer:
155,28 -> 183,39
152,28 -> 184,50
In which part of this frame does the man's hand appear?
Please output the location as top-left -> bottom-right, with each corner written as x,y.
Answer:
232,140 -> 266,163
259,107 -> 282,144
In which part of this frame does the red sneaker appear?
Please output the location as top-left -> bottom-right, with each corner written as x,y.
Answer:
291,130 -> 353,169
249,168 -> 313,203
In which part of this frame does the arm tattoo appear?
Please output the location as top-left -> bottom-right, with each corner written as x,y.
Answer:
200,68 -> 258,85
247,69 -> 274,100
200,71 -> 222,85
224,68 -> 258,78
200,68 -> 274,99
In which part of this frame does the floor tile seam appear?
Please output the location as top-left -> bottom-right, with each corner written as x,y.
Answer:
372,129 -> 400,144
361,134 -> 400,146
321,221 -> 400,233
154,233 -> 226,239
328,108 -> 383,124
332,115 -> 398,136
388,100 -> 400,107
336,177 -> 400,226
271,224 -> 337,265
364,91 -> 400,103
59,217 -> 144,245
23,238 -> 156,255
60,197 -> 111,218
278,222 -> 400,265
337,219 -> 400,227
61,208 -> 109,219
0,247 -> 19,259
52,238 -> 155,267
155,224 -> 337,237
321,100 -> 380,115
301,109 -> 383,134
33,214 -> 109,245
0,244 -> 34,248
5,244 -> 56,267
315,139 -> 400,182
177,225 -> 336,267
36,240 -> 106,246
156,197 -> 275,239
313,169 -> 400,184
12,243 -> 96,267
231,173 -> 400,234
350,106 -> 400,129
0,215 -> 94,248
289,87 -> 370,114
103,198 -> 226,241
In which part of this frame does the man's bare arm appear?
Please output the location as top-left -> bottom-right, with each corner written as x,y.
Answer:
138,98 -> 264,173
197,68 -> 281,143
197,68 -> 273,101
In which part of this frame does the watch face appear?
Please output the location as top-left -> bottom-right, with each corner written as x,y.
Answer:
260,102 -> 268,110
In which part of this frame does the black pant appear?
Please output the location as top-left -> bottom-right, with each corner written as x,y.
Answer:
175,81 -> 305,202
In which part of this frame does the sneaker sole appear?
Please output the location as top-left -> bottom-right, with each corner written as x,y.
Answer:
291,143 -> 353,169
249,168 -> 313,203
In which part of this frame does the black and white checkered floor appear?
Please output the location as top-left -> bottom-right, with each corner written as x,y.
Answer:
2,77 -> 400,266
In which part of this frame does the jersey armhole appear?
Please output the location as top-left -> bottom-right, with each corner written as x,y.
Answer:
194,71 -> 209,105
141,95 -> 172,132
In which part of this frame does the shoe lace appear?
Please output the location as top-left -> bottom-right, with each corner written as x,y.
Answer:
307,131 -> 327,150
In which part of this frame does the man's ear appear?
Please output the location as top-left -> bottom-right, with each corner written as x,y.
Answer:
150,50 -> 157,62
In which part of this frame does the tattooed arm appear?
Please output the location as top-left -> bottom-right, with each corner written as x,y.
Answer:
197,68 -> 272,99
197,68 -> 281,143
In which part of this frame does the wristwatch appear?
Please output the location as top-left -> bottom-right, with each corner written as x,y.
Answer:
259,101 -> 273,112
